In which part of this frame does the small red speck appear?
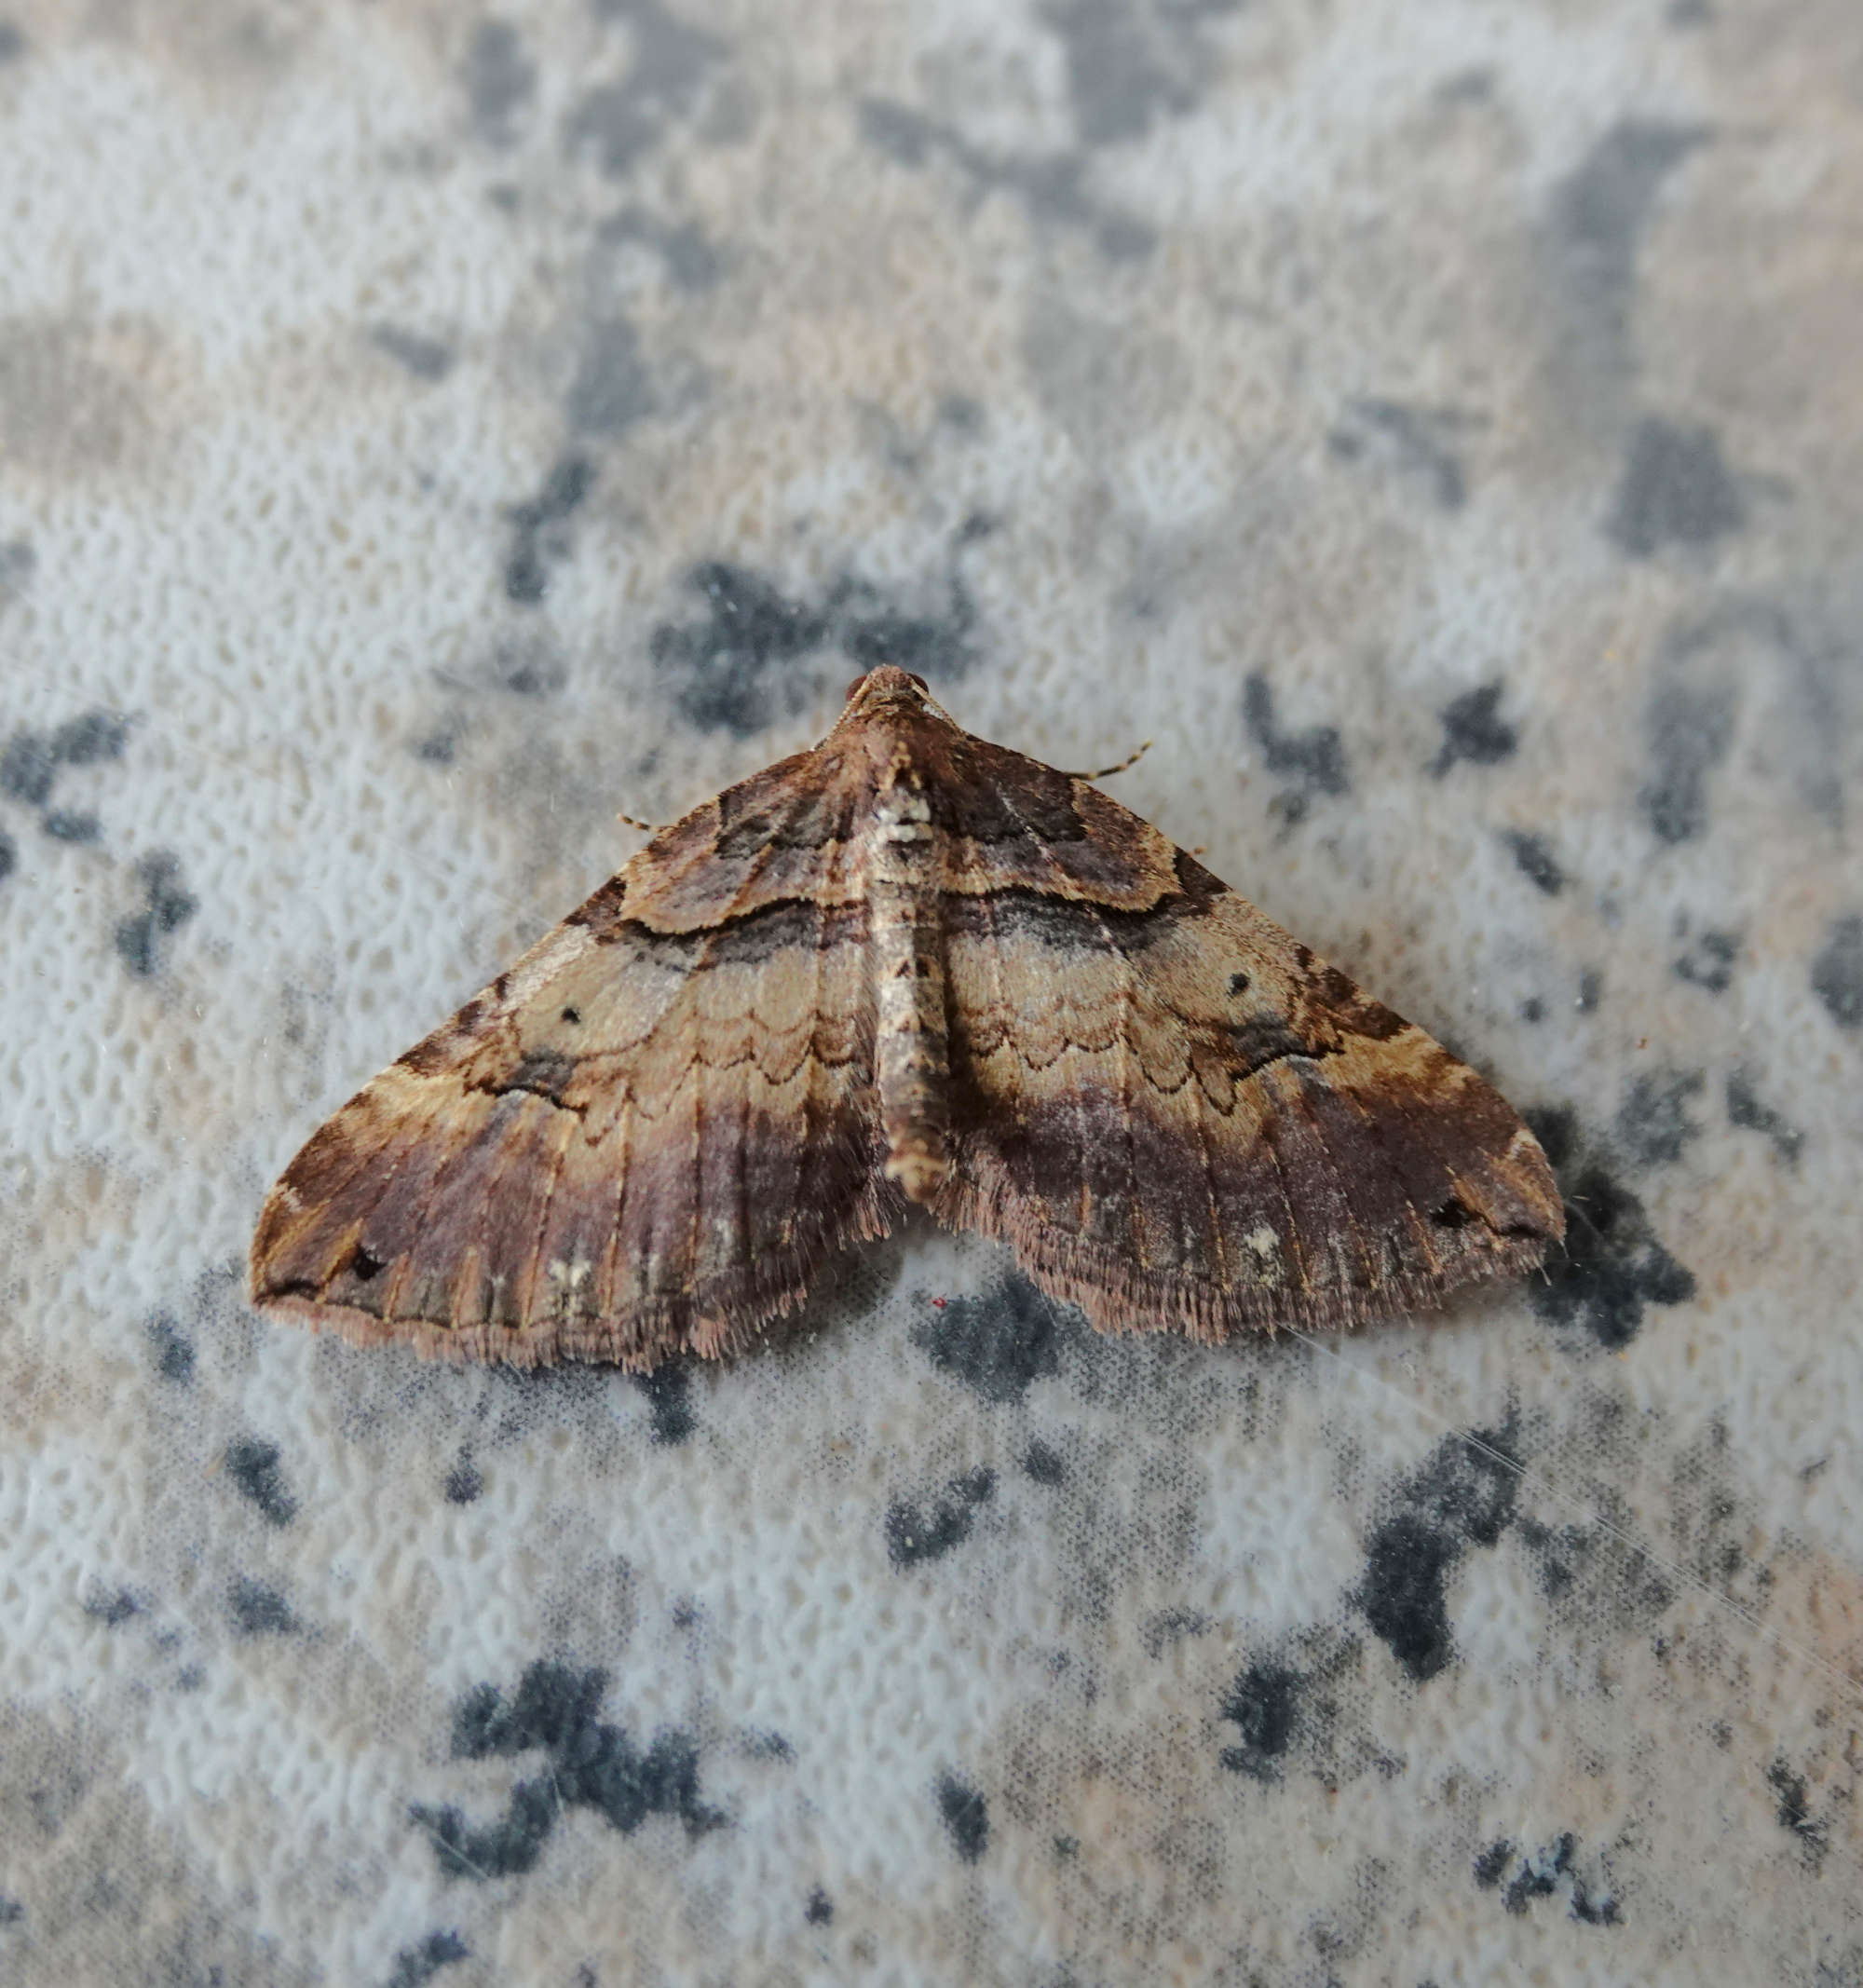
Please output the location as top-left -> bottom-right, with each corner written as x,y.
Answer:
930,1297 -> 948,1310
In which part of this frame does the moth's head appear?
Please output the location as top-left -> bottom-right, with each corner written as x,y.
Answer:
842,665 -> 930,712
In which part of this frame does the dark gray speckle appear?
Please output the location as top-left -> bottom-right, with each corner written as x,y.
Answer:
1023,1440 -> 1065,1485
147,1313 -> 195,1382
1243,675 -> 1349,799
1526,1107 -> 1696,1350
1609,417 -> 1746,558
912,1272 -> 1073,1404
632,1365 -> 696,1445
935,1773 -> 989,1863
1217,1661 -> 1300,1779
1341,398 -> 1472,512
567,318 -> 656,438
1672,925 -> 1739,993
886,1468 -> 995,1569
41,809 -> 99,843
116,850 -> 198,977
1615,1068 -> 1704,1167
599,209 -> 724,291
804,1886 -> 833,1926
84,1587 -> 142,1627
1502,830 -> 1564,896
372,326 -> 456,383
1432,681 -> 1516,777
51,710 -> 129,765
384,1929 -> 470,1988
506,454 -> 596,606
227,1576 -> 296,1636
1040,0 -> 1231,148
0,23 -> 24,62
465,20 -> 535,148
1725,1070 -> 1802,1166
413,1659 -> 724,1881
224,1438 -> 298,1528
1811,914 -> 1863,1029
1550,121 -> 1708,382
570,1 -> 723,178
443,1456 -> 484,1505
858,98 -> 1153,259
1640,679 -> 1735,844
0,730 -> 56,806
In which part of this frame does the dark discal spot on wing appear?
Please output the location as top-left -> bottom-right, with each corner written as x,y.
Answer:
480,1046 -> 581,1108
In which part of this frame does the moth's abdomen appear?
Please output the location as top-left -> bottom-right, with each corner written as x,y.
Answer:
869,765 -> 949,1203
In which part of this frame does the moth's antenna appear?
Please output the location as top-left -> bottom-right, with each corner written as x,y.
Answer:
1063,740 -> 1152,782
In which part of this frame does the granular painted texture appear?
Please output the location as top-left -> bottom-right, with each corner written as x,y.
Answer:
1,5 -> 1858,1984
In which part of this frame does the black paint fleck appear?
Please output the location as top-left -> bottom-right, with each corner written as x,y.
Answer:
1502,829 -> 1564,896
384,1928 -> 470,1988
633,1365 -> 696,1445
414,1659 -> 724,1881
1482,1832 -> 1621,1926
1431,681 -> 1516,777
1217,1661 -> 1300,1780
443,1456 -> 484,1505
804,1886 -> 834,1926
912,1271 -> 1072,1405
464,20 -> 535,147
505,453 -> 596,606
1576,968 -> 1604,1014
1504,1833 -> 1572,1915
0,1894 -> 21,1925
886,1468 -> 996,1568
1609,417 -> 1746,558
0,730 -> 55,806
0,826 -> 13,883
935,1773 -> 989,1863
1766,1758 -> 1828,1866
146,1313 -> 195,1382
84,1587 -> 141,1627
1357,1420 -> 1519,1682
1725,1070 -> 1802,1166
227,1577 -> 296,1636
1640,679 -> 1735,844
1023,1440 -> 1065,1485
224,1438 -> 297,1527
1473,1839 -> 1513,1888
1615,1067 -> 1704,1167
1526,1108 -> 1696,1350
1673,926 -> 1738,993
116,851 -> 198,977
1811,915 -> 1863,1029
1243,674 -> 1349,801
652,563 -> 828,736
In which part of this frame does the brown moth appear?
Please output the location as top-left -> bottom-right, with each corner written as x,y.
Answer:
251,666 -> 1563,1369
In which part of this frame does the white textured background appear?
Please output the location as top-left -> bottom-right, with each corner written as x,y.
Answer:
1,3 -> 1859,1983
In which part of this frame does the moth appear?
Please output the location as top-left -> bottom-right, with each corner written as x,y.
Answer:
252,666 -> 1563,1368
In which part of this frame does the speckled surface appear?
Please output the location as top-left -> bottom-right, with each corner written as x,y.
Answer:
1,3 -> 1859,1983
